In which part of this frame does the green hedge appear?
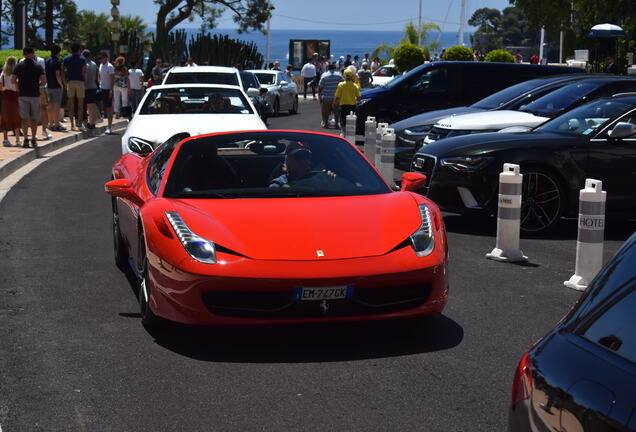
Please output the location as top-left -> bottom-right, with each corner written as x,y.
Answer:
0,49 -> 70,67
442,46 -> 474,61
393,43 -> 425,73
484,49 -> 515,63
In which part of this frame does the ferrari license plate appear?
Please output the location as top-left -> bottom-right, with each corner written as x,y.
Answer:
295,285 -> 354,301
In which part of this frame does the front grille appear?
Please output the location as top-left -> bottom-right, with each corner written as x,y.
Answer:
411,154 -> 437,187
426,126 -> 450,141
202,284 -> 431,318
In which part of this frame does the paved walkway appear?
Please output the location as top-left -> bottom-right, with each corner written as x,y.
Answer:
0,118 -> 127,182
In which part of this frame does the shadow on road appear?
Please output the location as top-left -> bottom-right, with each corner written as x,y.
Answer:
144,315 -> 463,363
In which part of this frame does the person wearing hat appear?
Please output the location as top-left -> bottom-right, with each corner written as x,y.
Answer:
273,60 -> 281,71
269,143 -> 337,187
333,68 -> 360,134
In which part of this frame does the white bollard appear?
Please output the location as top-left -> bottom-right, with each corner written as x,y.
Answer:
364,116 -> 376,161
564,179 -> 606,291
375,122 -> 388,167
345,112 -> 356,143
379,128 -> 396,185
486,163 -> 528,263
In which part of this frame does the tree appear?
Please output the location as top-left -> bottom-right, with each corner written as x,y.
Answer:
154,0 -> 271,50
393,43 -> 425,73
484,49 -> 515,62
442,45 -> 474,61
73,11 -> 111,54
372,21 -> 440,61
469,7 -> 503,52
1,0 -> 78,48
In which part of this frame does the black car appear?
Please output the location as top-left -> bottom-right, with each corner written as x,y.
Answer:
354,61 -> 584,135
411,94 -> 636,233
509,231 -> 636,431
391,74 -> 601,169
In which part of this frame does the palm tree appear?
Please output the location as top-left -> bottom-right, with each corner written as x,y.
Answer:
372,21 -> 441,62
77,11 -> 111,54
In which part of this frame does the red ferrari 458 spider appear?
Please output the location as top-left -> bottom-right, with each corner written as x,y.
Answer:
105,130 -> 448,327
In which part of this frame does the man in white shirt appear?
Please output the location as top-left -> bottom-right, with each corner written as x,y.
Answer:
128,60 -> 144,113
97,52 -> 115,134
300,59 -> 316,100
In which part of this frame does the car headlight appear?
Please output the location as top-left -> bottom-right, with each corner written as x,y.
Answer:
127,136 -> 155,154
410,205 -> 435,257
440,156 -> 493,172
165,212 -> 216,264
404,124 -> 433,134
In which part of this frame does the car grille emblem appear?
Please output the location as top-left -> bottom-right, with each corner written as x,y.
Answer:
316,250 -> 325,257
319,300 -> 329,314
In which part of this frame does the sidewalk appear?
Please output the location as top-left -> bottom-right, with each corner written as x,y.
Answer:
0,118 -> 127,182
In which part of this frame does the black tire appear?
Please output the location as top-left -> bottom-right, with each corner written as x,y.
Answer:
520,167 -> 565,234
112,199 -> 128,271
137,235 -> 162,329
289,96 -> 298,114
273,97 -> 280,116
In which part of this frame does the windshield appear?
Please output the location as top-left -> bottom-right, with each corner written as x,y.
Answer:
254,73 -> 276,85
164,72 -> 238,86
536,99 -> 634,136
163,132 -> 391,198
471,78 -> 549,110
519,81 -> 599,117
372,66 -> 398,77
139,87 -> 253,115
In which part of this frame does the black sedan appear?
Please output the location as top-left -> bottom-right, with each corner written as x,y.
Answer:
411,94 -> 636,233
509,231 -> 636,431
392,74 -> 599,169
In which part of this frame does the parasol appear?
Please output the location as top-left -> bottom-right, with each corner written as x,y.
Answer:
588,23 -> 625,38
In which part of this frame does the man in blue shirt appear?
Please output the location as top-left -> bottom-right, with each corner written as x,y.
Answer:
62,43 -> 87,131
318,63 -> 343,129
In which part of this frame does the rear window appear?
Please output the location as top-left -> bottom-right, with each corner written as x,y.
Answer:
254,73 -> 276,85
165,72 -> 239,86
520,82 -> 599,117
471,79 -> 552,110
140,87 -> 253,115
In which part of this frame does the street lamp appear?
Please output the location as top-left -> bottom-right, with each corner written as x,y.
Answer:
110,0 -> 120,52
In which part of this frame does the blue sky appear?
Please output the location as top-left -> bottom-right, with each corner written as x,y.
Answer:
76,0 -> 512,31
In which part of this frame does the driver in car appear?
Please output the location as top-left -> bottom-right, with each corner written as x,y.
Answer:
269,142 -> 335,187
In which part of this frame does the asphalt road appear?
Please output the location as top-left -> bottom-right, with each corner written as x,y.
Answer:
1,100 -> 634,431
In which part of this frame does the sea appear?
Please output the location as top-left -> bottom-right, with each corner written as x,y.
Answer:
188,28 -> 472,63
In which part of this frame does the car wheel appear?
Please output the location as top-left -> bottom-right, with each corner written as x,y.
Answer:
112,198 -> 128,270
520,168 -> 564,234
289,96 -> 298,114
138,235 -> 162,329
273,97 -> 280,116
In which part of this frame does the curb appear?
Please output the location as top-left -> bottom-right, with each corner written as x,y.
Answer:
0,120 -> 127,183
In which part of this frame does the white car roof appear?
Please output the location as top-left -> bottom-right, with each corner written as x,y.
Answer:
246,69 -> 278,75
166,66 -> 238,74
148,83 -> 243,91
435,110 -> 550,130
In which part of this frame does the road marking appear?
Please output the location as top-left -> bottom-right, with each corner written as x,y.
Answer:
0,135 -> 106,204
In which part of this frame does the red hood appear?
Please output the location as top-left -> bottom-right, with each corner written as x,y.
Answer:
167,193 -> 421,260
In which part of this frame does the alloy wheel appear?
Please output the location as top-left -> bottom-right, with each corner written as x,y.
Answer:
520,171 -> 563,233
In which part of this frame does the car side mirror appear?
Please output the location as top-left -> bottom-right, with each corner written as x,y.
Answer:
400,172 -> 427,192
246,87 -> 260,98
608,122 -> 636,139
279,80 -> 288,86
259,87 -> 268,95
104,179 -> 143,206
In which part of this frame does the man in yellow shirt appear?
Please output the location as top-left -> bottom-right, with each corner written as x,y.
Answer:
333,68 -> 360,134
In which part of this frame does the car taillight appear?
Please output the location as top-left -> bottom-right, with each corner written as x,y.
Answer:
510,351 -> 533,407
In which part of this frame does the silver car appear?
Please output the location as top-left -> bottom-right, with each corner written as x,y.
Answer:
247,70 -> 299,115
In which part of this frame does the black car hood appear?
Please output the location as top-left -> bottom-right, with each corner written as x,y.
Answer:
360,86 -> 389,98
416,131 -> 583,157
391,107 -> 484,132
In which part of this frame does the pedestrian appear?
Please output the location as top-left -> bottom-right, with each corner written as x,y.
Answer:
362,53 -> 370,65
12,47 -> 46,147
97,52 -> 115,134
246,60 -> 255,70
45,45 -> 65,132
273,60 -> 281,71
344,54 -> 352,68
605,56 -> 619,74
514,49 -> 523,63
0,56 -> 23,146
285,64 -> 293,79
530,53 -> 539,64
357,62 -> 373,88
113,56 -> 130,118
81,49 -> 99,129
337,56 -> 345,72
152,58 -> 164,83
185,57 -> 197,67
62,43 -> 87,131
333,68 -> 360,134
128,60 -> 144,113
300,58 -> 316,99
347,65 -> 360,87
352,55 -> 360,69
371,56 -> 380,72
318,62 -> 343,129
21,48 -> 51,139
311,53 -> 322,88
